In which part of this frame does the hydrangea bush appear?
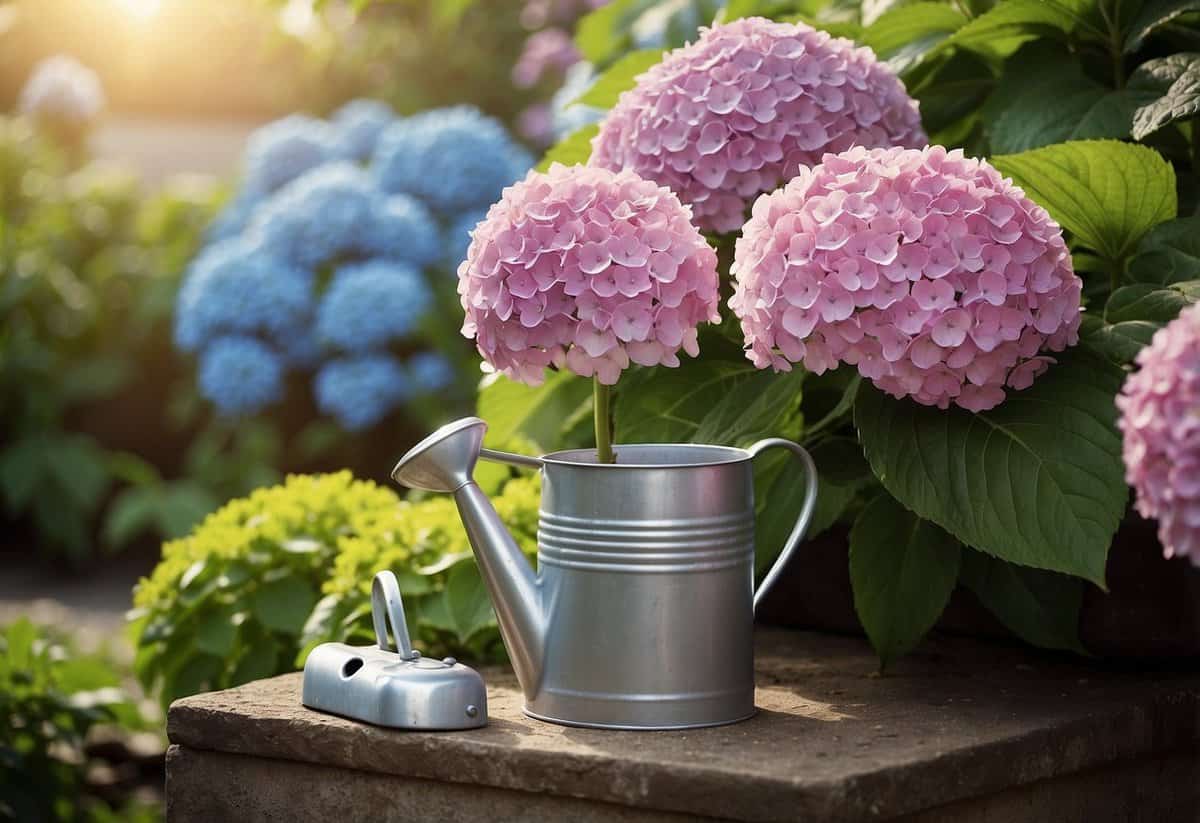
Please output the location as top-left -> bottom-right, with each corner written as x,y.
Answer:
178,101 -> 532,431
488,1 -> 1200,668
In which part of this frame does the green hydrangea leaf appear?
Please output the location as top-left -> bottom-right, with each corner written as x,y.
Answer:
576,0 -> 656,66
615,358 -> 765,443
1124,0 -> 1200,52
1081,280 -> 1200,362
252,577 -> 318,635
1079,315 -> 1161,363
443,561 -> 497,643
853,349 -> 1127,586
1128,215 -> 1200,284
992,140 -> 1177,264
941,0 -> 1080,58
195,609 -> 238,658
849,494 -> 961,669
1129,52 -> 1200,93
537,124 -> 601,173
477,369 -> 591,452
860,1 -> 967,74
960,549 -> 1086,653
983,43 -> 1150,153
1132,57 -> 1200,139
572,49 -> 663,109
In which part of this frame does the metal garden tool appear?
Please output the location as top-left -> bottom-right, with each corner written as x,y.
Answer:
390,417 -> 817,730
301,570 -> 487,730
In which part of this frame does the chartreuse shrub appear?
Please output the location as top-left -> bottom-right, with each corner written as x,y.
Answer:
131,470 -> 540,705
0,619 -> 151,823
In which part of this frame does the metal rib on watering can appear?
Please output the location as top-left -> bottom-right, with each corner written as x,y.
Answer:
391,417 -> 817,730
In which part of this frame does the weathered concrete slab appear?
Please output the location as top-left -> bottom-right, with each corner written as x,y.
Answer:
166,746 -> 733,822
168,630 -> 1200,822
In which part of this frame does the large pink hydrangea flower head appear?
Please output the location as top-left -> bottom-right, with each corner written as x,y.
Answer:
589,16 -> 926,234
729,145 -> 1082,412
458,162 -> 720,385
1117,303 -> 1200,566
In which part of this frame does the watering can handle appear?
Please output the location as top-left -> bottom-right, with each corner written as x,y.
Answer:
747,438 -> 818,613
372,571 -> 417,659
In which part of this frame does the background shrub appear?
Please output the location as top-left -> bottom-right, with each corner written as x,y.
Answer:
0,117 -> 236,562
0,619 -> 150,823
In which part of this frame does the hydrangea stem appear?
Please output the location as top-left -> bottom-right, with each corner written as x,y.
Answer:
594,378 -> 615,464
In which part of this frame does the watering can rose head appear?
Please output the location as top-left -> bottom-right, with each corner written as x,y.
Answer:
729,145 -> 1082,412
457,163 -> 720,386
1118,303 -> 1200,567
589,16 -> 925,234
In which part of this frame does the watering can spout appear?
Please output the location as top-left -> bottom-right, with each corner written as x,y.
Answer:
391,418 -> 545,698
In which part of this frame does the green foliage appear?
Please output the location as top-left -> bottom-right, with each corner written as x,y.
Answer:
854,349 -> 1127,586
992,140 -> 1177,270
982,42 -> 1151,153
849,495 -> 961,669
0,118 -> 228,562
571,49 -> 665,109
576,0 -> 722,68
537,125 -> 601,172
1133,54 -> 1200,137
477,370 -> 594,452
1128,215 -> 1200,283
130,471 -> 543,705
959,550 -> 1087,653
0,619 -> 148,823
1081,279 -> 1200,361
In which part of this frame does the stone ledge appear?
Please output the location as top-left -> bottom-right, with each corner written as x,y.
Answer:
167,630 -> 1200,822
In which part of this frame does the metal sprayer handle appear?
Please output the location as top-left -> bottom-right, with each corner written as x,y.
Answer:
371,571 -> 416,659
746,438 -> 818,612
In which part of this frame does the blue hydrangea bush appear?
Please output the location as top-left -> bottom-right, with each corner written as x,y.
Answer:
178,100 -> 533,431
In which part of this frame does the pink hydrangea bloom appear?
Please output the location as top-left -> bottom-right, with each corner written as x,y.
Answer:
513,28 -> 581,88
1117,303 -> 1200,566
590,16 -> 926,233
458,163 -> 720,385
729,145 -> 1082,412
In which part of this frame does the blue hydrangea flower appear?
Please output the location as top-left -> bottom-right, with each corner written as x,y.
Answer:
278,329 -> 322,369
198,335 -> 285,415
243,115 -> 336,196
206,192 -> 262,243
407,351 -> 456,392
316,259 -> 433,352
442,206 -> 489,272
18,55 -> 105,127
174,238 -> 314,354
372,106 -> 533,213
333,98 -> 396,162
552,63 -> 606,141
314,353 -> 410,431
248,163 -> 375,269
360,193 -> 441,267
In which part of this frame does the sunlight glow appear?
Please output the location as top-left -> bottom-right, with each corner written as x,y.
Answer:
112,0 -> 164,21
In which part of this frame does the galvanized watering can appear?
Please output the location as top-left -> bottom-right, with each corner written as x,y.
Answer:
391,417 -> 817,730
